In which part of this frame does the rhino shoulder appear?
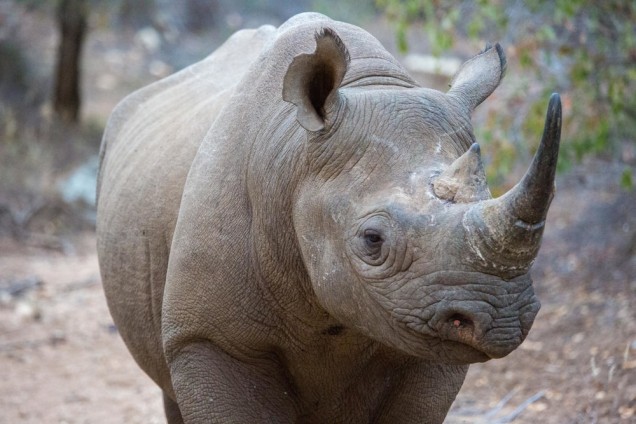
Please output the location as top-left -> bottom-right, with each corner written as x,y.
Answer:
97,24 -> 277,202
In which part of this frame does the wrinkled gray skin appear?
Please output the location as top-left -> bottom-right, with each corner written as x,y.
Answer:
97,13 -> 561,424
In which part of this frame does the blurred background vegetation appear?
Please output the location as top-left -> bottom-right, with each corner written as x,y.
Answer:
378,0 -> 636,191
0,0 -> 634,238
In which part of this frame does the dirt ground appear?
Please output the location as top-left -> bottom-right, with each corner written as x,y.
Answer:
1,160 -> 634,424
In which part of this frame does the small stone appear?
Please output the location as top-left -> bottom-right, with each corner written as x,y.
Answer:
528,401 -> 548,412
619,406 -> 634,419
15,300 -> 41,321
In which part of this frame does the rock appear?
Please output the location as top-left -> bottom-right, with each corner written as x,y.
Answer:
135,27 -> 162,52
58,155 -> 98,207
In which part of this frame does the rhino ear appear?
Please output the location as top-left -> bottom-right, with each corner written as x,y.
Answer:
283,28 -> 350,132
447,43 -> 507,111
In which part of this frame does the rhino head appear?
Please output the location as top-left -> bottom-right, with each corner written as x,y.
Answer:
284,29 -> 560,364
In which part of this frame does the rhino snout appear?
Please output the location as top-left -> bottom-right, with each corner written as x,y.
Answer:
431,296 -> 540,359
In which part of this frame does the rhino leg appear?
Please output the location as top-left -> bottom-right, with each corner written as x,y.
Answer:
168,340 -> 298,422
374,361 -> 468,424
163,391 -> 183,424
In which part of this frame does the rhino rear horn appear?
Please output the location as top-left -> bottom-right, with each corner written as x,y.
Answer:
433,143 -> 491,203
447,43 -> 507,112
283,28 -> 350,132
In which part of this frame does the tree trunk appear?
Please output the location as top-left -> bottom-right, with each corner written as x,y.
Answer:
53,0 -> 88,123
119,0 -> 155,28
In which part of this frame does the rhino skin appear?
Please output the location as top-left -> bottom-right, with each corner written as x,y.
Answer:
96,12 -> 561,424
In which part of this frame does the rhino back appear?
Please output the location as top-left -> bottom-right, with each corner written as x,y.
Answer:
96,24 -> 276,391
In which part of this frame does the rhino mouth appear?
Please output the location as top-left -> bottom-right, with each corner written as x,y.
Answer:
402,316 -> 525,364
395,292 -> 539,363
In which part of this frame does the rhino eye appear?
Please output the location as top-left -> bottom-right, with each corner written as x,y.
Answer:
350,214 -> 393,266
359,228 -> 387,263
363,229 -> 384,249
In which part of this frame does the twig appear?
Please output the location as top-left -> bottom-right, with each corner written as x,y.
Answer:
493,390 -> 545,424
448,389 -> 546,423
483,388 -> 519,419
0,332 -> 66,353
0,276 -> 43,297
61,275 -> 99,292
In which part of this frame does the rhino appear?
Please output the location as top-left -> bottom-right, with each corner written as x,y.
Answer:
96,12 -> 561,424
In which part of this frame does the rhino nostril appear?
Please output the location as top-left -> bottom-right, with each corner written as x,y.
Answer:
448,313 -> 473,329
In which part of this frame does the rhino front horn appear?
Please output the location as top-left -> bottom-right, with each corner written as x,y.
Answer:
498,92 -> 562,226
464,93 -> 562,275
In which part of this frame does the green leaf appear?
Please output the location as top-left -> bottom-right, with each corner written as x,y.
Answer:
467,16 -> 484,39
397,23 -> 408,54
621,168 -> 633,191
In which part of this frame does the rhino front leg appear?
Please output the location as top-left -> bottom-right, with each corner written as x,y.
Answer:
375,361 -> 468,424
163,391 -> 184,424
167,340 -> 298,423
